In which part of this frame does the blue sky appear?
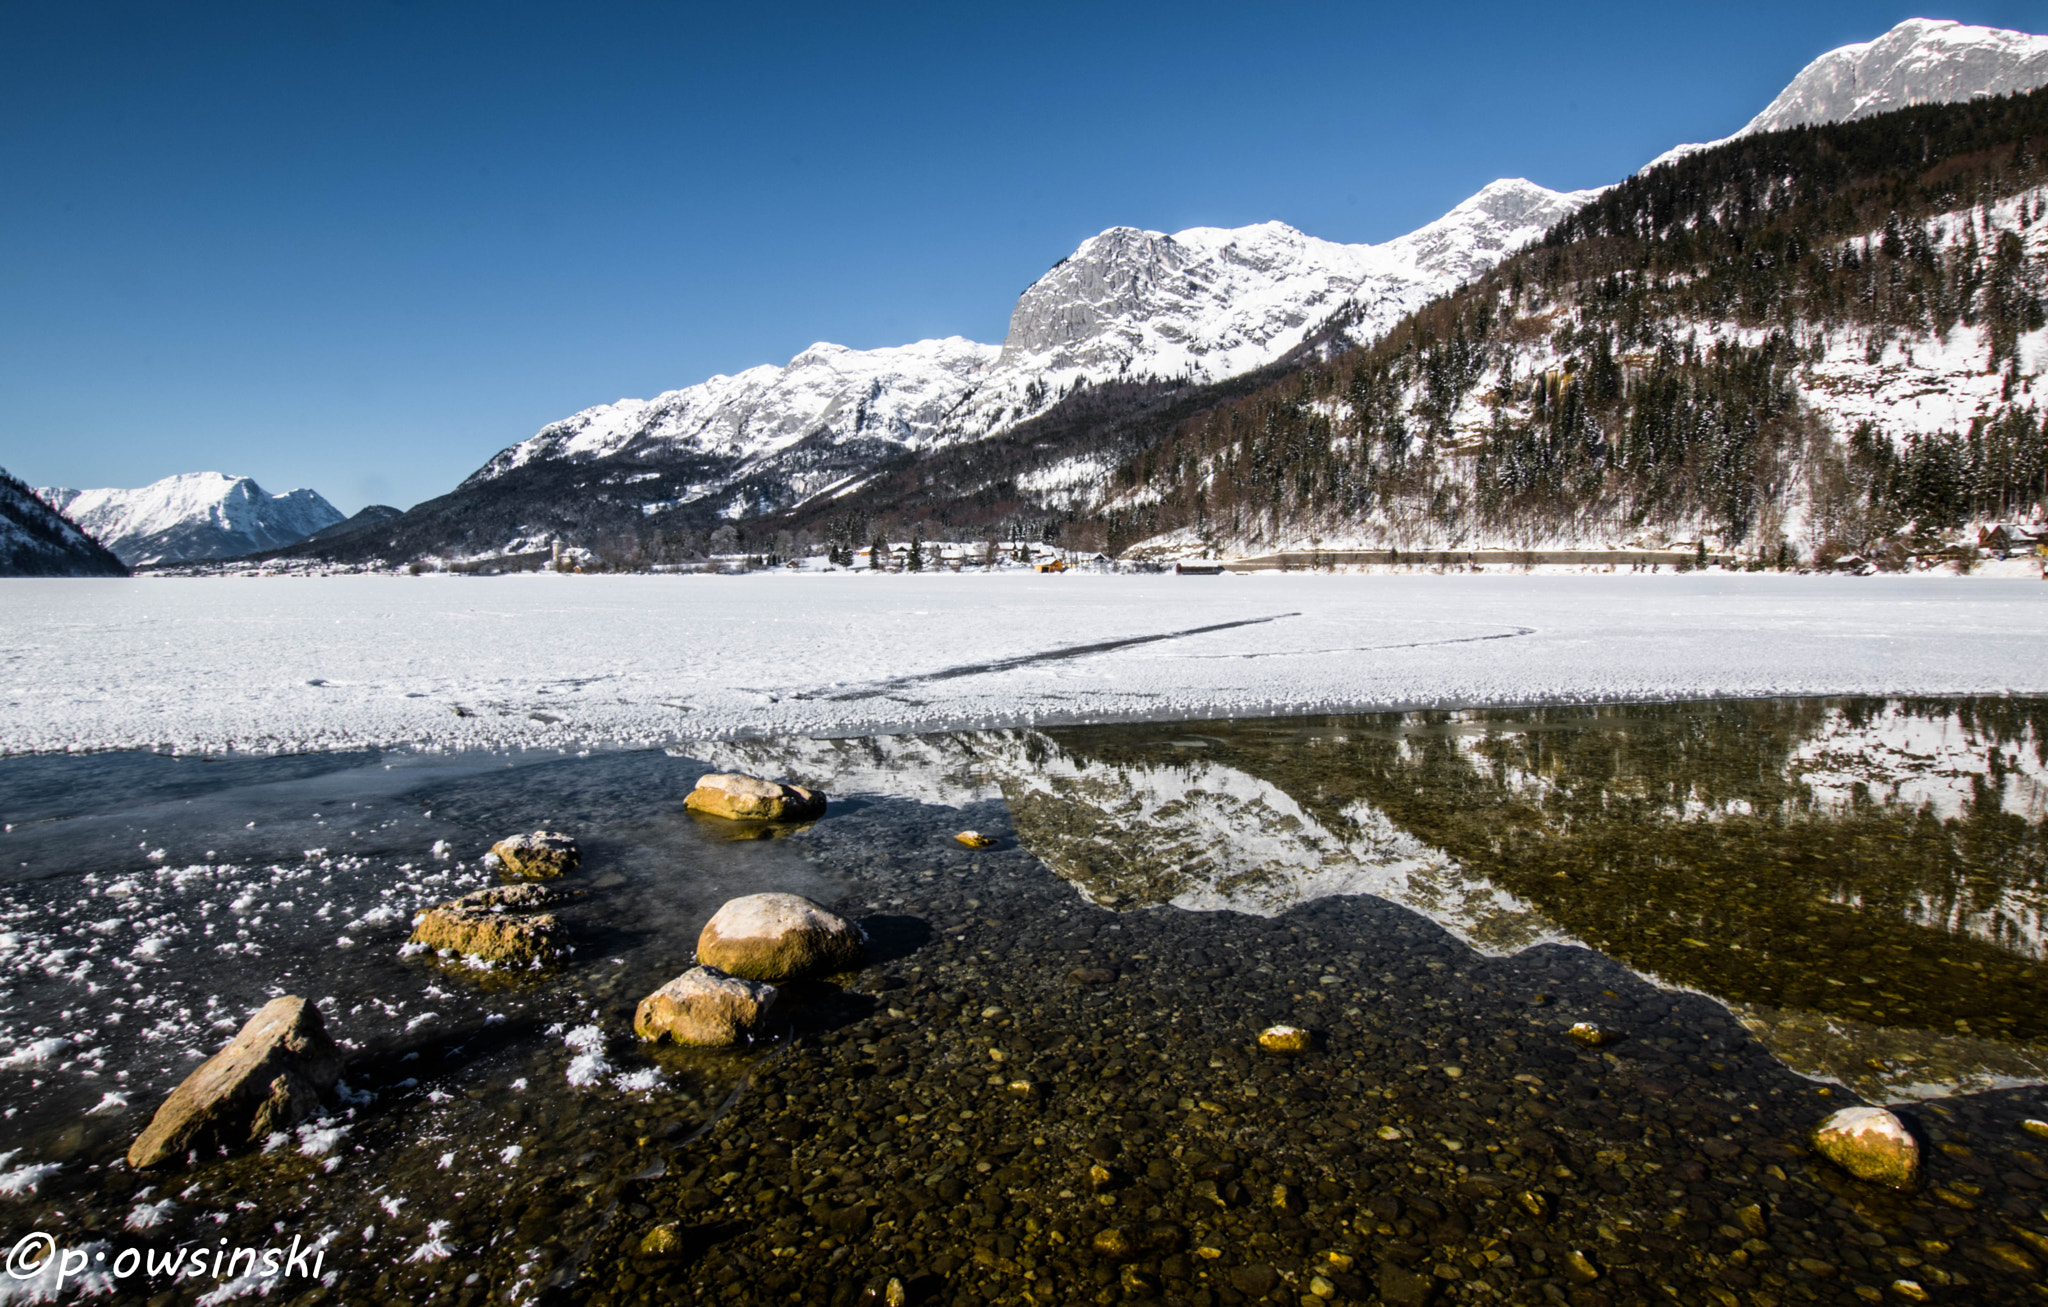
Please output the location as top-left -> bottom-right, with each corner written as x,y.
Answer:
4,2 -> 2043,512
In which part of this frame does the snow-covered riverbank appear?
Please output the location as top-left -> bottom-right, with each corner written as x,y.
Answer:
4,571 -> 2046,756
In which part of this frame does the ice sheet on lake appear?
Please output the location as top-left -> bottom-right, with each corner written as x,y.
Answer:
5,572 -> 2048,758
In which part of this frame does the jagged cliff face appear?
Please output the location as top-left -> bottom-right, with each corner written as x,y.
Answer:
36,472 -> 342,567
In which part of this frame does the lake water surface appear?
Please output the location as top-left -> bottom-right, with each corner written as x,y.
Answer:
2,697 -> 2045,1305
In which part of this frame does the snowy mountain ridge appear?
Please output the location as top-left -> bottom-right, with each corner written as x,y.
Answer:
466,179 -> 1594,524
1645,17 -> 2048,171
37,472 -> 344,567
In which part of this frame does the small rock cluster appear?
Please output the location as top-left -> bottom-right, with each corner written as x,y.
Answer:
637,893 -> 867,1046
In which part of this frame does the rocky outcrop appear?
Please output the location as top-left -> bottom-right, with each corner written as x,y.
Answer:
634,966 -> 779,1046
489,831 -> 580,879
408,884 -> 570,968
684,774 -> 827,823
696,893 -> 863,982
1812,1106 -> 1920,1189
127,997 -> 343,1168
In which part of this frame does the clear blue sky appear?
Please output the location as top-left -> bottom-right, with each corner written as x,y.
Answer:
3,2 -> 2041,512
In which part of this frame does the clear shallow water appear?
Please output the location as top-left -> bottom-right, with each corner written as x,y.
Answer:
1,699 -> 2045,1304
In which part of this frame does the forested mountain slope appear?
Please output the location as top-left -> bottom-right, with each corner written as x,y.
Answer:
1083,86 -> 2048,563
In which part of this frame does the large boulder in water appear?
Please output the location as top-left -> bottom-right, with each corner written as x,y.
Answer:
127,997 -> 343,1169
684,774 -> 826,823
634,966 -> 779,1046
695,893 -> 864,982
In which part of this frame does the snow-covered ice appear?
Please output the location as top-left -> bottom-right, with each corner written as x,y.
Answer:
3,572 -> 2047,755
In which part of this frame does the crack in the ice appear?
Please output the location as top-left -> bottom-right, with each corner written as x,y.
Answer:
1180,624 -> 1539,659
810,613 -> 1301,701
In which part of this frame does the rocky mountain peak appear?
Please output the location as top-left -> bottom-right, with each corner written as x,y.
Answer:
1744,18 -> 2048,136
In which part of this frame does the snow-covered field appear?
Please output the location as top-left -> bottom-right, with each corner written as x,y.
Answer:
3,571 -> 2047,756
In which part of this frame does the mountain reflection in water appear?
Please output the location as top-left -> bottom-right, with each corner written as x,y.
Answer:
702,697 -> 2048,1103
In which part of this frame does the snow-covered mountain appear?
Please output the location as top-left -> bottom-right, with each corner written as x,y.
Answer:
294,15 -> 2048,566
0,467 -> 127,577
1647,17 -> 2048,170
36,472 -> 344,567
463,179 -> 1593,524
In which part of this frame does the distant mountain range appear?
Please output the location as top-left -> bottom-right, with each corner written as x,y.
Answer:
260,16 -> 2048,569
23,17 -> 2048,574
34,473 -> 343,567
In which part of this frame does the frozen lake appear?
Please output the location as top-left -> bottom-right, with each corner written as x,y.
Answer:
5,571 -> 2048,756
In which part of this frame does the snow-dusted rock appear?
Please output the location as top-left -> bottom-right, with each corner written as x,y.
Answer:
684,773 -> 827,823
407,884 -> 570,968
1812,1105 -> 1920,1188
488,830 -> 580,880
127,996 -> 343,1169
36,472 -> 343,567
695,893 -> 863,983
633,966 -> 778,1046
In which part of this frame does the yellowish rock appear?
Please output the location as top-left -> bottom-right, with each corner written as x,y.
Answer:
127,997 -> 343,1169
1562,1249 -> 1601,1283
407,884 -> 569,968
1567,1022 -> 1615,1048
2021,1118 -> 2048,1140
955,830 -> 994,848
637,1223 -> 685,1257
1516,1190 -> 1548,1219
1812,1106 -> 1920,1189
684,773 -> 826,822
1258,1024 -> 1311,1053
633,966 -> 778,1046
695,892 -> 864,982
488,830 -> 579,879
1891,1280 -> 1930,1302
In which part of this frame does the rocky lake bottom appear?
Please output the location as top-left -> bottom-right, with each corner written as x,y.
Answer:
2,697 -> 2047,1306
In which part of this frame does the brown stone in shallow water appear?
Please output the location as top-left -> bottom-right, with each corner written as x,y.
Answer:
1567,1022 -> 1616,1048
127,996 -> 343,1169
695,893 -> 863,982
1812,1106 -> 1919,1189
1259,1025 -> 1311,1053
635,966 -> 779,1046
489,830 -> 579,879
684,773 -> 826,822
408,884 -> 569,967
